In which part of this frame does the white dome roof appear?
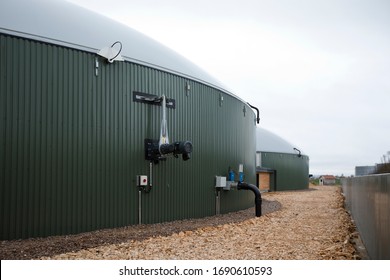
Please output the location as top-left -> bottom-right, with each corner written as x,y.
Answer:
256,127 -> 306,155
0,0 -> 237,97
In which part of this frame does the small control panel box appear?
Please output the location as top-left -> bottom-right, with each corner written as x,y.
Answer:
215,176 -> 227,188
137,175 -> 148,186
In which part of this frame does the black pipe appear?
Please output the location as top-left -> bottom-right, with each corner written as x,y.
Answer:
247,103 -> 260,124
293,147 -> 302,157
237,182 -> 262,217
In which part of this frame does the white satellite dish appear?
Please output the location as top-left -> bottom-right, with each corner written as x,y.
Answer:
97,41 -> 124,63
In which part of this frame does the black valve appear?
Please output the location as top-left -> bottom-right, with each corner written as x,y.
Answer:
145,139 -> 193,163
173,141 -> 192,161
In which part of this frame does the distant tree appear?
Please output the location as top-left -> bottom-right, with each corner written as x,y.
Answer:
374,151 -> 390,174
375,163 -> 390,174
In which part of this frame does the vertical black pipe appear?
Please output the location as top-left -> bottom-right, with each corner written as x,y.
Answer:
237,182 -> 262,217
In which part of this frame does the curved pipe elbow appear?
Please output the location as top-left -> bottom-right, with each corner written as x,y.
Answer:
237,182 -> 262,217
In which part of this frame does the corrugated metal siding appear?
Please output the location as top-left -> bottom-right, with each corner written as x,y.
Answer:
261,152 -> 309,191
1,34 -> 256,239
342,175 -> 390,259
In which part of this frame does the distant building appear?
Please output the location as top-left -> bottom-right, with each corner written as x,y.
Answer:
319,175 -> 336,185
256,128 -> 309,191
355,166 -> 376,176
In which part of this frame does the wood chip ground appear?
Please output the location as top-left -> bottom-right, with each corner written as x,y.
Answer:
0,185 -> 361,260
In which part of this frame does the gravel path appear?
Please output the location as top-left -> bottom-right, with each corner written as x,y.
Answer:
0,185 -> 360,260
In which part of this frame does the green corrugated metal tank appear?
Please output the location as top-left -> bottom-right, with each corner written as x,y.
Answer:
256,128 -> 309,191
0,0 -> 257,240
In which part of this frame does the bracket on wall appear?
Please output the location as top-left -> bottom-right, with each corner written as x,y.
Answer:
145,139 -> 165,163
133,91 -> 175,109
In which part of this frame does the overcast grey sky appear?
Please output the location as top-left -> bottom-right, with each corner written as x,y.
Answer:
67,0 -> 390,176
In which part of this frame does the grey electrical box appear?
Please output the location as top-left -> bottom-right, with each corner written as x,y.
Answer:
215,176 -> 226,188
